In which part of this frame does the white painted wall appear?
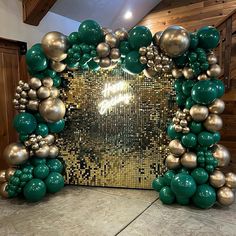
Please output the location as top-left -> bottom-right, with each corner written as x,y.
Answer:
0,0 -> 80,48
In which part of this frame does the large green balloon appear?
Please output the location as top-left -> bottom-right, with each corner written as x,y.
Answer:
35,123 -> 48,137
174,78 -> 185,92
152,176 -> 165,192
33,164 -> 49,179
44,172 -> 64,193
26,47 -> 48,72
211,78 -> 225,98
78,20 -> 103,45
48,119 -> 65,133
189,121 -> 203,134
189,33 -> 199,49
181,133 -> 197,148
159,186 -> 175,205
197,26 -> 220,49
198,131 -> 214,147
13,112 -> 37,134
192,184 -> 216,209
170,173 -> 197,198
191,80 -> 218,105
68,32 -> 80,44
123,51 -> 145,74
46,159 -> 63,173
128,26 -> 152,50
182,80 -> 196,96
191,168 -> 208,184
23,179 -> 46,202
119,41 -> 131,57
167,124 -> 182,139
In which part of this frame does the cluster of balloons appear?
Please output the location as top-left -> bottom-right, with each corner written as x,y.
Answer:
153,25 -> 236,208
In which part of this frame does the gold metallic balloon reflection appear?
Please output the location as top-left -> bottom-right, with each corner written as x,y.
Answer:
180,152 -> 197,169
209,170 -> 225,188
217,186 -> 235,206
51,61 -> 67,72
5,168 -> 16,180
225,172 -> 236,188
190,105 -> 209,121
204,114 -> 223,132
212,144 -> 231,167
0,170 -> 6,183
208,99 -> 225,114
168,139 -> 186,156
165,154 -> 180,170
0,182 -> 9,198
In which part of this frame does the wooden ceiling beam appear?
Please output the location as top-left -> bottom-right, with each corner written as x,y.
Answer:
22,0 -> 57,26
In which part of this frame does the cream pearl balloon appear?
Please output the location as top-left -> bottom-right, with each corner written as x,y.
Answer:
168,139 -> 186,156
209,170 -> 225,188
204,114 -> 223,132
217,186 -> 235,206
190,105 -> 209,121
225,172 -> 236,188
212,144 -> 231,167
165,154 -> 181,170
208,99 -> 225,114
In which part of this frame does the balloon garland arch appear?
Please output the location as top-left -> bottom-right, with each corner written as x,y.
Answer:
0,19 -> 235,207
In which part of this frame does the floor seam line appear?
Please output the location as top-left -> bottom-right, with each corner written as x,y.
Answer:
114,197 -> 159,236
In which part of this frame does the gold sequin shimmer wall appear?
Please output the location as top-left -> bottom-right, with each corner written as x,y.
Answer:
57,67 -> 176,189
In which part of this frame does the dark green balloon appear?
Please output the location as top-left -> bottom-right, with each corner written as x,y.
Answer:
87,59 -> 100,71
26,47 -> 48,72
128,26 -> 152,50
170,173 -> 197,198
48,119 -> 65,133
78,19 -> 103,45
182,80 -> 195,96
173,51 -> 188,67
52,75 -> 61,88
197,26 -> 220,49
167,124 -> 182,139
163,170 -> 175,186
30,157 -> 46,167
119,41 -> 131,57
200,62 -> 209,71
159,186 -> 175,205
80,43 -> 90,54
174,78 -> 184,92
35,123 -> 48,137
176,92 -> 187,107
188,52 -> 197,63
177,167 -> 189,175
123,51 -> 145,74
192,184 -> 216,209
45,172 -> 64,193
68,32 -> 80,44
19,134 -> 28,143
181,133 -> 197,148
212,131 -> 221,143
211,78 -> 225,98
191,168 -> 208,184
33,164 -> 49,179
189,121 -> 203,134
44,69 -> 56,78
189,33 -> 199,49
23,179 -> 46,202
13,112 -> 37,134
198,131 -> 214,147
34,113 -> 45,123
46,159 -> 63,173
191,80 -> 218,105
185,97 -> 196,109
31,43 -> 44,53
152,176 -> 165,192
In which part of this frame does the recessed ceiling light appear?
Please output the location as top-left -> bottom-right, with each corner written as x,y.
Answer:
124,10 -> 133,19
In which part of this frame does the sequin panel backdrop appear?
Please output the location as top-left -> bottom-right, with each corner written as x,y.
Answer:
58,67 -> 175,189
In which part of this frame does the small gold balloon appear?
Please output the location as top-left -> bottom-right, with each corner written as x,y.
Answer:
27,100 -> 39,111
165,154 -> 181,170
35,145 -> 50,158
96,42 -> 110,58
209,170 -> 225,188
37,86 -> 51,100
181,152 -> 197,169
110,48 -> 121,61
114,28 -> 128,41
168,139 -> 186,156
42,77 -> 53,88
102,27 -> 112,36
174,124 -> 182,132
28,89 -> 38,100
39,97 -> 66,123
207,54 -> 217,65
50,87 -> 60,98
140,56 -> 147,64
208,99 -> 225,114
48,145 -> 59,158
153,31 -> 163,46
139,47 -> 147,56
217,186 -> 235,206
3,143 -> 29,165
212,144 -> 231,167
0,170 -> 6,183
0,182 -> 9,198
190,105 -> 209,121
143,68 -> 158,78
172,68 -> 183,79
197,74 -> 208,81
105,33 -> 119,48
99,57 -> 111,68
20,91 -> 28,99
204,114 -> 223,132
207,64 -> 221,77
183,67 -> 194,79
29,77 -> 42,90
44,134 -> 55,145
225,172 -> 236,188
51,60 -> 67,72
5,168 -> 16,180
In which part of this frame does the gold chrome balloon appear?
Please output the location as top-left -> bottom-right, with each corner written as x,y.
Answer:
39,97 -> 66,123
44,134 -> 55,145
29,77 -> 42,90
208,99 -> 225,114
153,31 -> 163,47
0,182 -> 9,198
212,144 -> 231,167
217,186 -> 235,206
207,53 -> 217,65
27,100 -> 39,111
168,139 -> 186,156
28,89 -> 38,100
35,144 -> 50,158
207,64 -> 221,77
180,152 -> 197,169
51,60 -> 67,72
209,170 -> 225,188
3,143 -> 29,165
105,33 -> 119,48
165,154 -> 181,170
197,74 -> 208,81
114,28 -> 128,41
99,57 -> 111,68
0,170 -> 6,183
102,27 -> 112,36
190,105 -> 209,121
37,86 -> 51,100
172,68 -> 183,79
41,31 -> 69,61
182,67 -> 194,79
204,114 -> 223,132
5,168 -> 16,180
225,172 -> 236,188
96,42 -> 110,58
159,26 -> 190,58
42,77 -> 53,88
110,48 -> 121,61
50,87 -> 60,98
143,68 -> 158,78
48,145 -> 59,158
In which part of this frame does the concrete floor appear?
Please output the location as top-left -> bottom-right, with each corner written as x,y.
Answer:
0,186 -> 235,236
